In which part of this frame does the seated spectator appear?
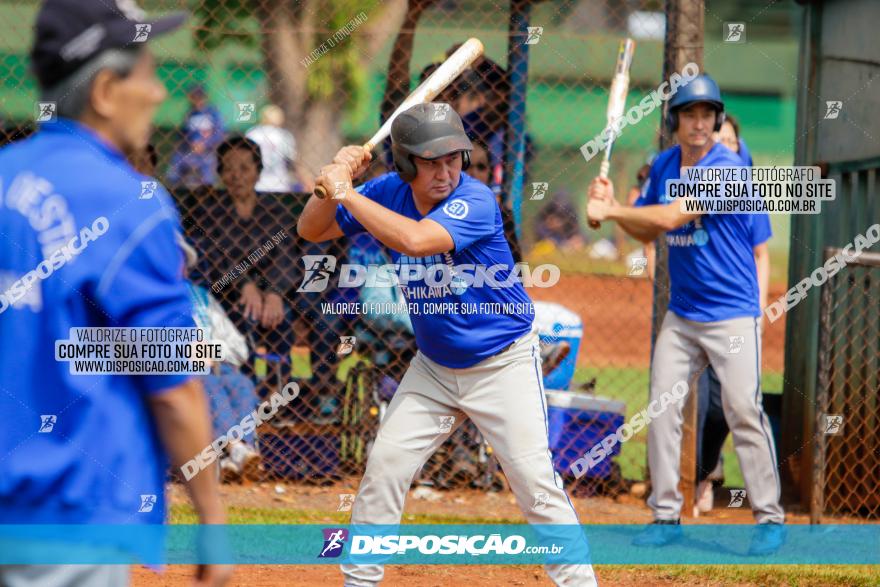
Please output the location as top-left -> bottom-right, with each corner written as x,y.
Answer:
469,139 -> 522,262
467,137 -> 492,185
458,57 -> 535,196
182,239 -> 261,482
533,197 -> 585,253
418,61 -> 481,116
186,136 -> 295,377
452,69 -> 487,118
246,104 -> 313,193
167,84 -> 225,189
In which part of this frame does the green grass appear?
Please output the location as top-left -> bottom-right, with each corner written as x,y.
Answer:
644,565 -> 880,587
573,366 -> 784,399
169,506 -> 878,586
522,243 -> 791,287
570,365 -> 784,487
169,504 -> 519,526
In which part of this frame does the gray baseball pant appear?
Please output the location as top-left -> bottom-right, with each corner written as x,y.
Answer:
646,311 -> 784,524
341,328 -> 597,586
0,565 -> 129,587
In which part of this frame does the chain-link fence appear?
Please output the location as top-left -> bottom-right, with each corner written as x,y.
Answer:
1,0 -> 800,509
811,247 -> 880,521
162,0 -> 669,497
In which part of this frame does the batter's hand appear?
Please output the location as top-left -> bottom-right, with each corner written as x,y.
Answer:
587,198 -> 613,223
333,145 -> 372,180
588,177 -> 617,205
587,177 -> 617,229
315,163 -> 354,200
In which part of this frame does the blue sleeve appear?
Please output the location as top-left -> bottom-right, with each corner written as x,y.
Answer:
425,184 -> 496,253
634,163 -> 660,207
335,173 -> 393,237
95,199 -> 196,394
751,213 -> 772,246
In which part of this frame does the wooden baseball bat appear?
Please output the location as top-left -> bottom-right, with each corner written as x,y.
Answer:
313,38 -> 485,199
589,38 -> 636,229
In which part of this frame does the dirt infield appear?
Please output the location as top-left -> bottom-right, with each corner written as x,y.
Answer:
171,481 -> 806,526
139,479 -> 870,587
136,274 -> 795,587
131,563 -> 880,587
139,483 -> 828,587
530,274 -> 786,373
129,562 -> 758,586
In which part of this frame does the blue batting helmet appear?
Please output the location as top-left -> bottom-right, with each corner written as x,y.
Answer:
666,73 -> 726,132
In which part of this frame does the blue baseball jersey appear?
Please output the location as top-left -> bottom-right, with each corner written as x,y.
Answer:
635,142 -> 771,322
0,118 -> 194,525
336,172 -> 534,368
729,137 -> 772,249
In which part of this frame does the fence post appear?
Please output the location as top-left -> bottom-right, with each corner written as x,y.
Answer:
810,247 -> 836,524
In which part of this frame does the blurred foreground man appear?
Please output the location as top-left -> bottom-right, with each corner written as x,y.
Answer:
0,1 -> 231,585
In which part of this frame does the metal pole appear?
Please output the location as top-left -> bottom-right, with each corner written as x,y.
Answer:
504,0 -> 532,243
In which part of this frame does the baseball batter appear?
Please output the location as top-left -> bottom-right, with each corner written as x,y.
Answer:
298,103 -> 596,586
587,74 -> 785,554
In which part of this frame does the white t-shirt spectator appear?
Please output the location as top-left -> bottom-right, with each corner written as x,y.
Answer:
246,125 -> 296,193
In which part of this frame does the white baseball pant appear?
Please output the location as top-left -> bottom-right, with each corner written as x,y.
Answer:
646,311 -> 784,524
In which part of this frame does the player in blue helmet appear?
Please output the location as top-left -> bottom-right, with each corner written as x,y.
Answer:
299,102 -> 597,586
587,73 -> 785,555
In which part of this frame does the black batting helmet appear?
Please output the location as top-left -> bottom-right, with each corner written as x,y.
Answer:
390,103 -> 472,182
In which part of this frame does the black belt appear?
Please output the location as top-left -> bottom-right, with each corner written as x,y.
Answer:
492,339 -> 517,358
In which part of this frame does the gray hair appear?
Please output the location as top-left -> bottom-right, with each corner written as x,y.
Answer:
42,48 -> 142,120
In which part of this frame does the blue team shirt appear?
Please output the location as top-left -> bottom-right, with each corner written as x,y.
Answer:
336,172 -> 533,368
0,119 -> 194,525
635,142 -> 771,322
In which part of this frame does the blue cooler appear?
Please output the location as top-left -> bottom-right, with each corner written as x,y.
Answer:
534,301 -> 582,390
545,390 -> 626,479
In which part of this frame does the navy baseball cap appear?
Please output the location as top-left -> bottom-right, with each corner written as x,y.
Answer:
31,0 -> 187,90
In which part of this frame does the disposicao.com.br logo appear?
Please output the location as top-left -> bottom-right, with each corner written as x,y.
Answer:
317,529 -> 563,558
